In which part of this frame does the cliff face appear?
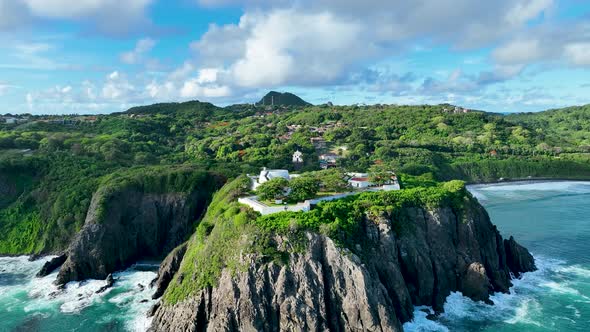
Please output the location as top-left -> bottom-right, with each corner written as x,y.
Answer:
55,172 -> 224,285
150,196 -> 536,331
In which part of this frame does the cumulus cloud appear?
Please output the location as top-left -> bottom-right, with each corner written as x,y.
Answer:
0,0 -> 31,30
564,43 -> 590,66
120,38 -> 157,64
491,24 -> 590,70
187,0 -> 555,92
102,71 -> 135,99
1,0 -> 153,35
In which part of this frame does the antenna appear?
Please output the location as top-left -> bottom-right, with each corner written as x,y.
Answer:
271,95 -> 274,106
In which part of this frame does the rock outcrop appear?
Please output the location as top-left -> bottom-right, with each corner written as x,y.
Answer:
150,197 -> 536,331
151,242 -> 188,300
96,273 -> 115,294
504,236 -> 536,277
56,173 -> 224,285
36,254 -> 67,277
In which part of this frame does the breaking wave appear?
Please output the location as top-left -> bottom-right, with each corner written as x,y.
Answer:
0,256 -> 157,331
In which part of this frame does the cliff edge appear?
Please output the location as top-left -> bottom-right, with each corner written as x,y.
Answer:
55,167 -> 224,285
149,178 -> 536,331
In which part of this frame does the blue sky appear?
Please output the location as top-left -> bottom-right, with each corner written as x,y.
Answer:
0,0 -> 589,114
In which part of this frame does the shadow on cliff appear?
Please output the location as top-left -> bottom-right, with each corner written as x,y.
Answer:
53,167 -> 225,285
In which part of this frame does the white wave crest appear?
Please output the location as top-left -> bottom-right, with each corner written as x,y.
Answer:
0,255 -> 157,331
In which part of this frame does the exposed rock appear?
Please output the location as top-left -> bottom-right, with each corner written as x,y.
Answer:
56,174 -> 223,285
151,242 -> 188,299
96,274 -> 115,294
28,254 -> 43,262
36,254 -> 67,277
147,302 -> 161,317
504,236 -> 536,277
150,196 -> 537,331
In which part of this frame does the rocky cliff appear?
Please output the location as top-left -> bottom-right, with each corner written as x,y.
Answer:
149,181 -> 536,331
55,170 -> 224,285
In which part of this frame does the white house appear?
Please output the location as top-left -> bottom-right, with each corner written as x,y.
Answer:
348,177 -> 372,188
250,168 -> 291,190
292,150 -> 303,163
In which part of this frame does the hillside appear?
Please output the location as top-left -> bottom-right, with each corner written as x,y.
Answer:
1,102 -> 590,256
257,91 -> 311,106
149,178 -> 535,331
506,104 -> 590,148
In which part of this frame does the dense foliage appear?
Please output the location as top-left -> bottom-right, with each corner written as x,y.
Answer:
163,177 -> 467,304
1,98 -> 590,255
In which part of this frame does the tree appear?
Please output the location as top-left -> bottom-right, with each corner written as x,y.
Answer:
288,176 -> 320,202
256,177 -> 289,201
319,169 -> 349,192
369,165 -> 393,186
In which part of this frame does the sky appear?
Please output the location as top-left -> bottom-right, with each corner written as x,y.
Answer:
0,0 -> 589,115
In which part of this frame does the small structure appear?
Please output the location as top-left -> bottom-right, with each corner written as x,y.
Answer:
349,177 -> 372,188
319,153 -> 340,169
310,137 -> 326,149
292,150 -> 303,163
249,168 -> 291,190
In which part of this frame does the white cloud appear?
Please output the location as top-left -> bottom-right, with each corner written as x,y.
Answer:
180,80 -> 231,98
493,39 -> 543,64
120,38 -> 156,64
192,9 -> 365,88
189,0 -> 556,91
0,0 -> 31,30
102,71 -> 135,99
1,0 -> 153,35
504,0 -> 554,26
564,43 -> 590,66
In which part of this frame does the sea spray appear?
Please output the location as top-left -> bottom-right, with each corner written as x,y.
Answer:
0,256 -> 157,332
403,181 -> 590,331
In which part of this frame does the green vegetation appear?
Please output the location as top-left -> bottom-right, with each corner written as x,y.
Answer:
257,91 -> 311,106
256,177 -> 290,201
1,96 -> 590,255
287,176 -> 320,202
163,177 -> 467,304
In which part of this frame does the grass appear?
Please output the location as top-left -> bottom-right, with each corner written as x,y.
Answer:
162,176 -> 469,305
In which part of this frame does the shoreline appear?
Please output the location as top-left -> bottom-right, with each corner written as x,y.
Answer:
467,177 -> 590,187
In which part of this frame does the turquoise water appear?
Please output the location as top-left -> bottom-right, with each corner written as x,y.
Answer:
405,181 -> 590,331
1,181 -> 589,331
0,258 -> 157,331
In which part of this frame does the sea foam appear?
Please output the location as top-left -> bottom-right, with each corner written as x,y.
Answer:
0,255 -> 157,331
402,255 -> 589,331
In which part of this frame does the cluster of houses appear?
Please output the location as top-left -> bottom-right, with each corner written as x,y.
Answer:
1,115 -> 30,124
278,121 -> 345,143
443,106 -> 471,114
240,167 -> 400,215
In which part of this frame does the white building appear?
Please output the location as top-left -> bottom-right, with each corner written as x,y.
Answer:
250,168 -> 291,190
292,150 -> 303,163
348,177 -> 372,188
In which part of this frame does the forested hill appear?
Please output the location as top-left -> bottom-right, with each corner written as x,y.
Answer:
1,101 -> 589,255
505,104 -> 590,148
257,91 -> 311,106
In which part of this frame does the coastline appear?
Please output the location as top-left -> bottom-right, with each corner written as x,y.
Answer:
466,177 -> 590,187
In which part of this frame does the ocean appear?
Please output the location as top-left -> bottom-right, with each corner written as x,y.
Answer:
405,181 -> 590,331
0,259 -> 157,331
1,181 -> 589,331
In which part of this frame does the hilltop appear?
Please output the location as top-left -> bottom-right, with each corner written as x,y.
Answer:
257,91 -> 312,107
